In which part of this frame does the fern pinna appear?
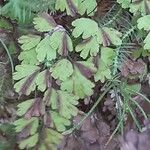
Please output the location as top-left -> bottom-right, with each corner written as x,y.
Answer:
11,0 -> 150,149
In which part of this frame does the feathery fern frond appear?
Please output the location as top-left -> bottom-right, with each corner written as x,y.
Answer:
1,0 -> 56,22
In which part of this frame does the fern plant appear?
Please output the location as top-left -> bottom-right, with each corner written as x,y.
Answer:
11,0 -> 125,148
105,0 -> 150,144
0,0 -> 97,23
11,1 -> 99,148
4,0 -> 149,149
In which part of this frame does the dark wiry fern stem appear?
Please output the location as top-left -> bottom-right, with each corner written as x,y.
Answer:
112,26 -> 136,76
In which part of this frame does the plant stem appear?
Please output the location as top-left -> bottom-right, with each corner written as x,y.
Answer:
130,98 -> 148,120
127,89 -> 150,103
0,38 -> 14,74
105,106 -> 125,146
63,84 -> 113,135
114,86 -> 124,135
127,104 -> 142,131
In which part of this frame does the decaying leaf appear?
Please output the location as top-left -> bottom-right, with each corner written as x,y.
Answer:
121,59 -> 146,77
59,113 -> 118,150
120,124 -> 150,150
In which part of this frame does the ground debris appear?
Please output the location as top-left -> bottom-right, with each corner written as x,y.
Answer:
120,120 -> 150,150
59,112 -> 119,150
